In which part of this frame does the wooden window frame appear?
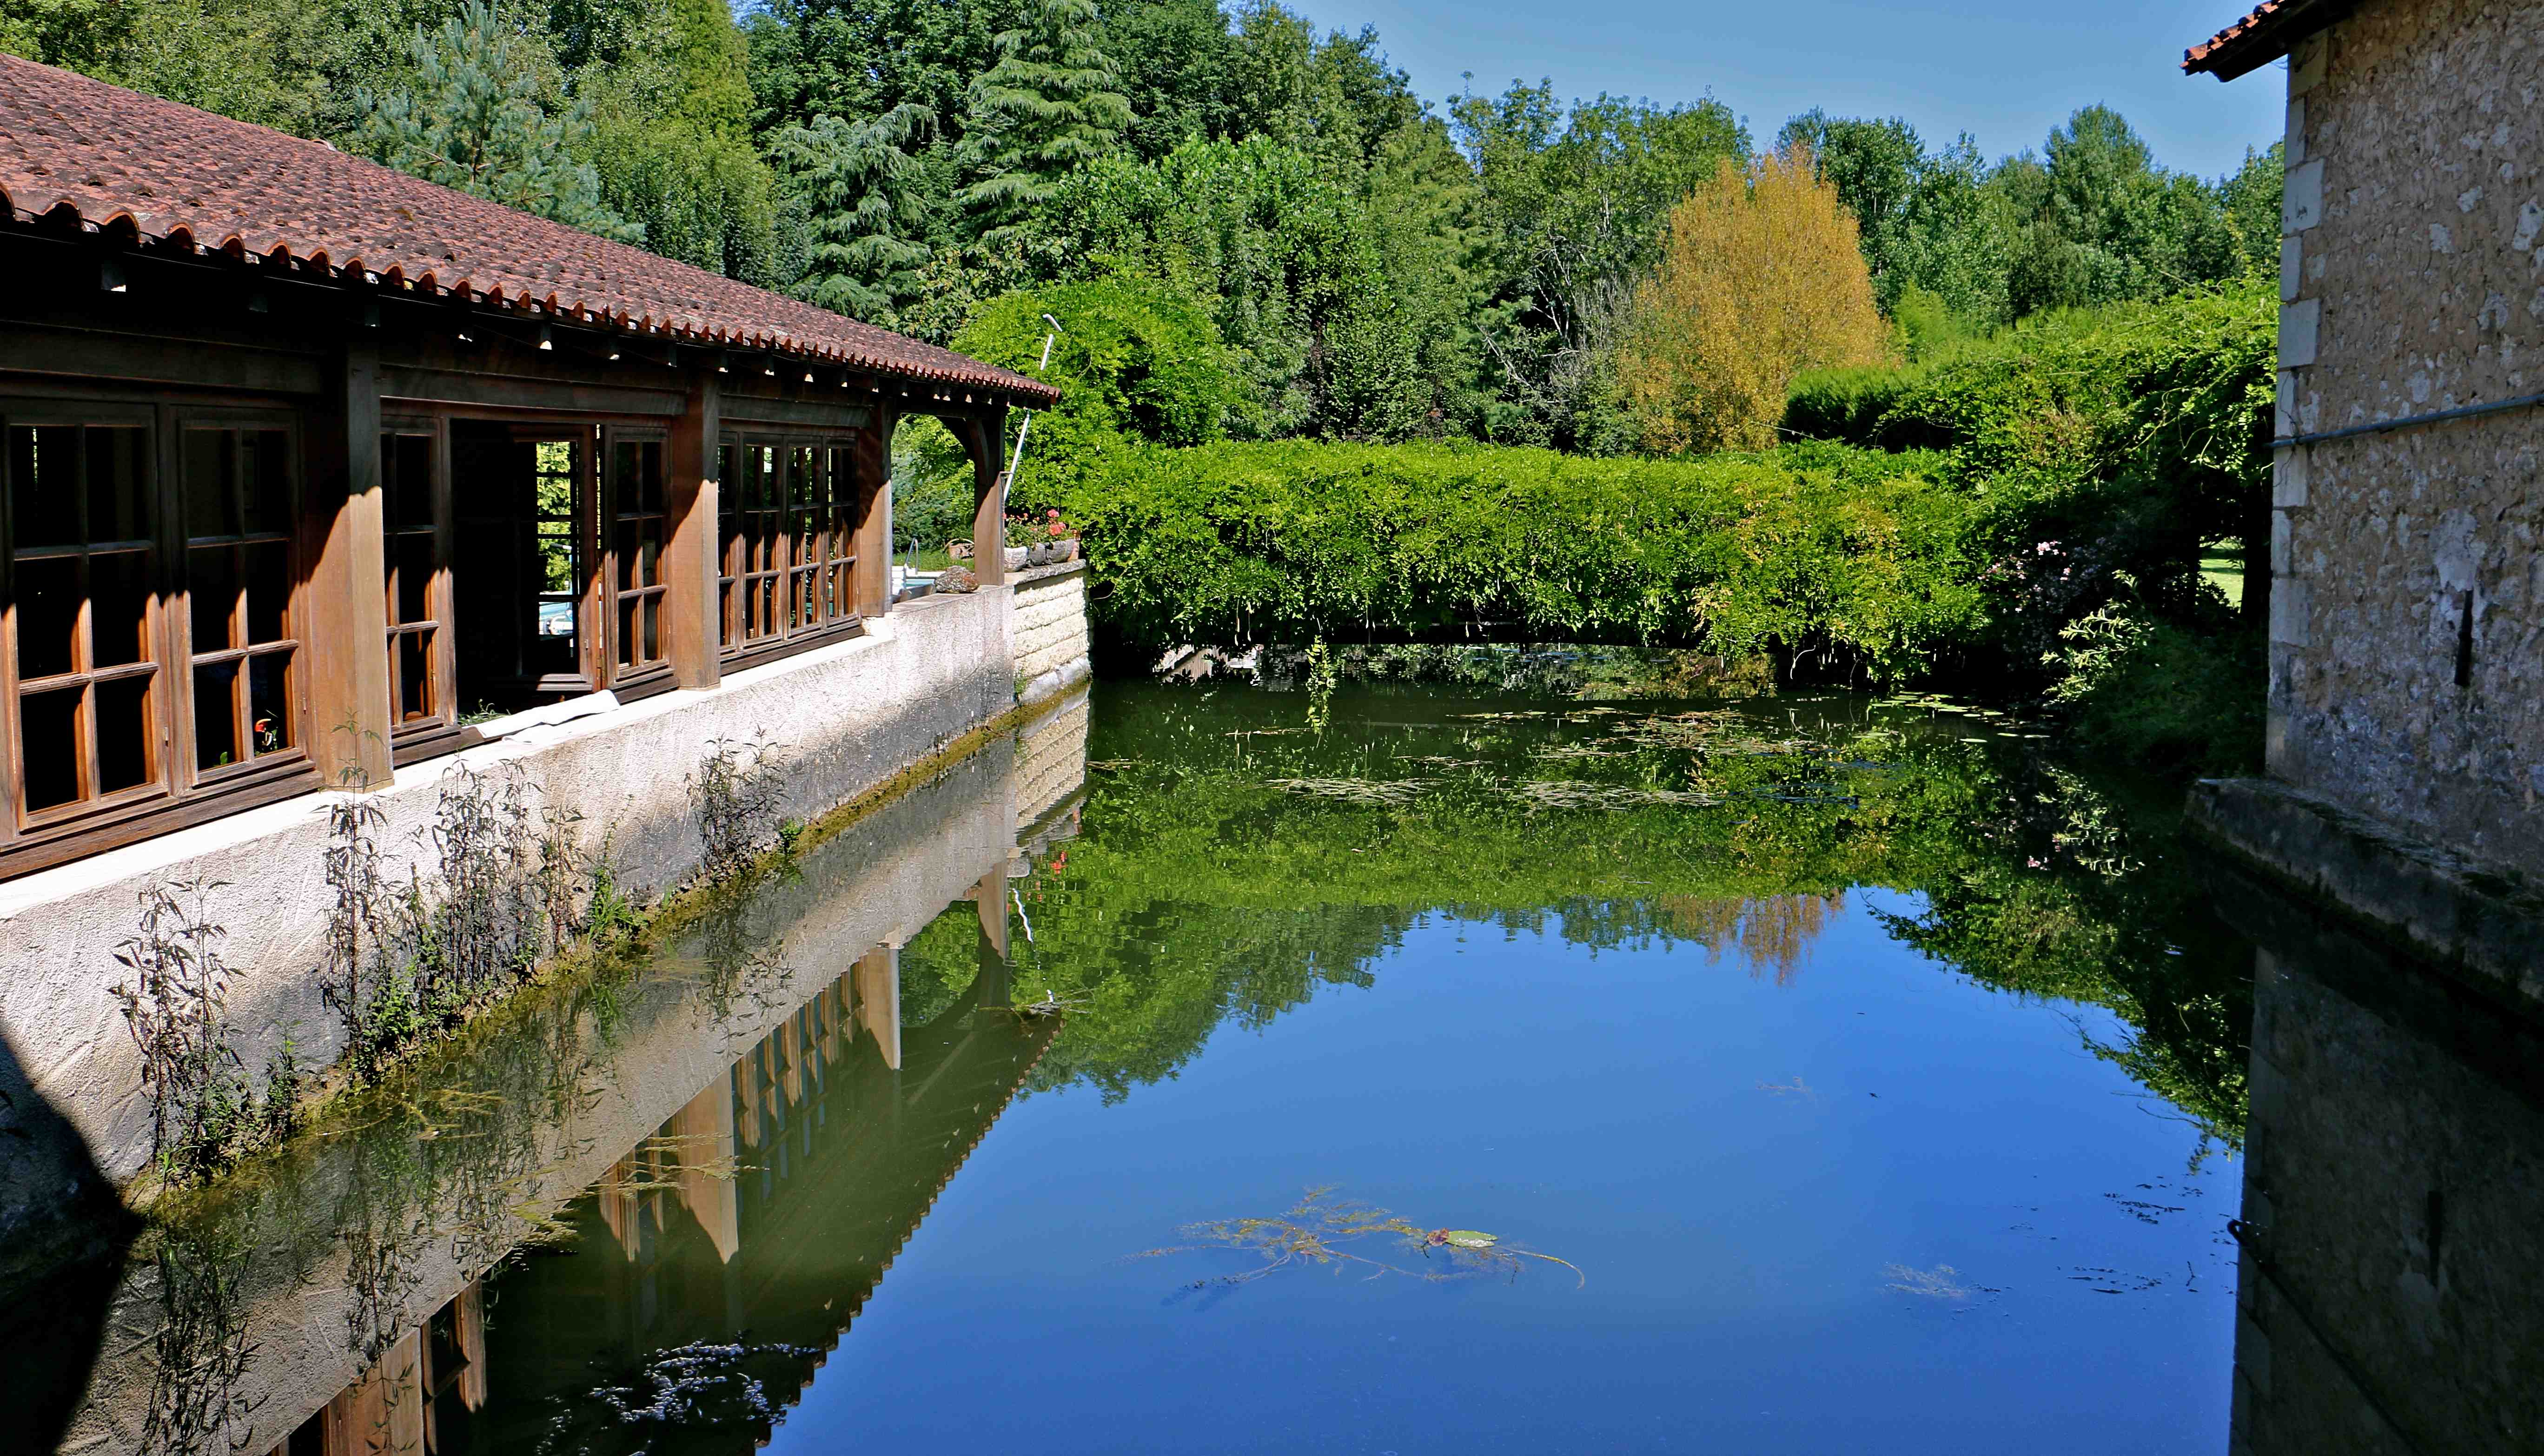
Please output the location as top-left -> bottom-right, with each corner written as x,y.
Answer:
175,408 -> 312,790
383,416 -> 465,767
716,427 -> 869,671
0,394 -> 319,880
603,424 -> 674,699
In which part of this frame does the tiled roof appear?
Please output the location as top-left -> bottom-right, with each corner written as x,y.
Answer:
2183,0 -> 2345,79
0,53 -> 1056,406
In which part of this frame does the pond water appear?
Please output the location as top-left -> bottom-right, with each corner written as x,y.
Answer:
25,674 -> 2475,1455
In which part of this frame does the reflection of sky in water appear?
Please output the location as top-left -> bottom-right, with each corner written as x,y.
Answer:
768,891 -> 2235,1455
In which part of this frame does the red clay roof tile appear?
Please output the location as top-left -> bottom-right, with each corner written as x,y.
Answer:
2183,0 -> 2343,79
0,53 -> 1056,406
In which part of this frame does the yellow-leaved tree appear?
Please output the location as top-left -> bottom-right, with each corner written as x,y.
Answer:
1618,142 -> 1890,453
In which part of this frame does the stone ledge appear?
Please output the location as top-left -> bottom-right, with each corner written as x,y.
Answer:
1011,560 -> 1090,588
2186,776 -> 2544,1020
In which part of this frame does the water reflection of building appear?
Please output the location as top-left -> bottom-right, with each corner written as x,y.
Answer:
13,690 -> 1086,1456
262,882 -> 1057,1456
2216,871 -> 2544,1456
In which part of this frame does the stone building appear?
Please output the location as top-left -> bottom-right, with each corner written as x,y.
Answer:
0,54 -> 1091,1226
2184,0 -> 2544,1014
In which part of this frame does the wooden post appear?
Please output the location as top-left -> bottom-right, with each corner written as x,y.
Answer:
967,406 -> 1009,589
303,343 -> 393,790
855,408 -> 894,617
665,373 -> 722,690
855,946 -> 900,1070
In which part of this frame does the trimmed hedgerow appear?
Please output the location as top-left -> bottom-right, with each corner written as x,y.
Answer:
1062,437 -> 1983,682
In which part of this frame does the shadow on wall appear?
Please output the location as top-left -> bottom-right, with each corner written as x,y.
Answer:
0,1023 -> 135,1453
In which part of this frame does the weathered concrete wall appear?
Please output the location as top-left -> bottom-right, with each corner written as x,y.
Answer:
2216,866 -> 2544,1456
2269,6 -> 2544,874
47,739 -> 1034,1456
1013,562 -> 1092,705
0,570 -> 1098,1222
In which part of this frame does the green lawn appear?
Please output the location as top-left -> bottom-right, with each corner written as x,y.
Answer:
2199,540 -> 2245,609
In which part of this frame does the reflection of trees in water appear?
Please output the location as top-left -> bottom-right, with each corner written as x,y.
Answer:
1020,685 -> 2251,1144
1655,892 -> 1843,985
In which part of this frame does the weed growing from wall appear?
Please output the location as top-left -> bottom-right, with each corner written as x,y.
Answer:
691,734 -> 788,880
112,880 -> 262,1185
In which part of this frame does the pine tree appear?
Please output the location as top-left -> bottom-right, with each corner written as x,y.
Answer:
774,103 -> 937,321
956,0 -> 1133,244
355,1 -> 639,242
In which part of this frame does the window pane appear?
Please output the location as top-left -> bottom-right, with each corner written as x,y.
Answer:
19,685 -> 80,811
244,431 -> 292,535
389,435 -> 435,530
193,661 -> 239,770
640,441 -> 664,515
243,540 -> 289,644
397,629 -> 433,722
190,545 -> 238,652
91,549 -> 152,668
716,443 -> 736,522
184,430 -> 233,539
617,598 -> 637,668
11,426 -> 80,549
248,651 -> 292,756
641,596 -> 659,662
85,427 -> 149,542
14,555 -> 79,680
395,534 -> 433,625
95,674 -> 152,794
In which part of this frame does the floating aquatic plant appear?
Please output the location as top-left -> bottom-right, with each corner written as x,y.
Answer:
1139,1187 -> 1583,1292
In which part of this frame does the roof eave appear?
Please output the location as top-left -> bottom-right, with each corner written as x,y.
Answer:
2182,0 -> 2352,81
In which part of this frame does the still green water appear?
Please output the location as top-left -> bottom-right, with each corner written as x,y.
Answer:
20,680 -> 2266,1454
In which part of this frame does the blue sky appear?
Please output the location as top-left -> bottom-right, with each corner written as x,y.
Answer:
1287,0 -> 2285,180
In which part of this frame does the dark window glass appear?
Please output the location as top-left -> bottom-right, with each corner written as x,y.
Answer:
14,556 -> 78,681
19,687 -> 80,810
94,675 -> 152,794
192,662 -> 238,770
12,427 -> 78,549
89,551 -> 152,667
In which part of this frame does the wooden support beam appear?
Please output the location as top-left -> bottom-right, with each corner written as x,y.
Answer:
855,946 -> 901,1071
966,407 -> 1009,589
303,344 -> 394,790
855,410 -> 892,618
664,373 -> 722,691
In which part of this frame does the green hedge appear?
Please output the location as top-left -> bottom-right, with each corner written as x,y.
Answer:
1060,438 -> 1982,680
1785,285 -> 2274,515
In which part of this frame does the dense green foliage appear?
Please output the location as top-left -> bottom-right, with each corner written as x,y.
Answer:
11,0 -> 2276,455
1786,285 -> 2273,769
1048,439 -> 1980,681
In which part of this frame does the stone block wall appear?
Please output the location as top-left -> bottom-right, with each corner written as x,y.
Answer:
2270,5 -> 2544,874
1013,562 -> 1093,705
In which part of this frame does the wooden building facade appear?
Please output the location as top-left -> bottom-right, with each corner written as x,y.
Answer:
0,54 -> 1053,881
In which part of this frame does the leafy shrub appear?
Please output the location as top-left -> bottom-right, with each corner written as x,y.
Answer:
1062,437 -> 1981,682
2042,598 -> 2262,774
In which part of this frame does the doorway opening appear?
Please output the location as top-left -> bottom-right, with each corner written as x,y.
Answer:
450,421 -> 595,715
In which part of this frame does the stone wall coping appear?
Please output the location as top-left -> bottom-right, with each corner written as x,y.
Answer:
1010,560 -> 1091,588
2187,776 -> 2544,1021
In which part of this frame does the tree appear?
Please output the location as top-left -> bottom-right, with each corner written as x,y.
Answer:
1776,110 -> 1925,306
578,0 -> 784,281
957,0 -> 1134,244
1617,143 -> 1890,453
774,104 -> 938,321
355,1 -> 638,241
1451,82 -> 1750,449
